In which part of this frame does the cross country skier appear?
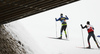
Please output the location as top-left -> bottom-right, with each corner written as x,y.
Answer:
55,13 -> 69,39
80,21 -> 100,48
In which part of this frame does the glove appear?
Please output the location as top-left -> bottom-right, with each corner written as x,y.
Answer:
80,24 -> 82,26
55,18 -> 57,21
80,24 -> 84,29
65,15 -> 67,17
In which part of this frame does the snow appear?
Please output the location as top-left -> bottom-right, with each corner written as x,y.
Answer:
5,0 -> 100,54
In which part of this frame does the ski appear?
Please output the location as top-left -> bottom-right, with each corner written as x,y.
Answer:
48,37 -> 69,41
77,47 -> 95,49
77,47 -> 100,50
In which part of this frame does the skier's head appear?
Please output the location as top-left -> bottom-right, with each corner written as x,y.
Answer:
60,13 -> 63,17
87,21 -> 90,25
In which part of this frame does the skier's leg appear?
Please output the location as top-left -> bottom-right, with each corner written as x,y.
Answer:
92,34 -> 100,48
58,26 -> 64,39
61,26 -> 63,36
87,34 -> 91,48
64,25 -> 67,38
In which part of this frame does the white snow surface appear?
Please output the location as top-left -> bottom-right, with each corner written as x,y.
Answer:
4,0 -> 100,54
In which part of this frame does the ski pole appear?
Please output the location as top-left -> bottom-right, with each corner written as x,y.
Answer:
66,22 -> 69,39
55,19 -> 57,37
81,27 -> 85,48
96,36 -> 100,45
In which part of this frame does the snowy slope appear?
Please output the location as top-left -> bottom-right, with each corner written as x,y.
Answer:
5,0 -> 100,54
4,21 -> 45,54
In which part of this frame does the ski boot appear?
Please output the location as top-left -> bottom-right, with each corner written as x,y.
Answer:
97,44 -> 100,49
98,47 -> 100,49
65,35 -> 67,39
97,46 -> 100,49
57,36 -> 62,39
86,46 -> 91,49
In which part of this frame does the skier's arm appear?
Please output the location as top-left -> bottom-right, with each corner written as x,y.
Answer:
55,18 -> 61,21
65,15 -> 69,20
80,24 -> 87,29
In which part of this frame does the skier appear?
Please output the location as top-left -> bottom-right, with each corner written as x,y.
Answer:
55,13 -> 69,39
80,21 -> 100,48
